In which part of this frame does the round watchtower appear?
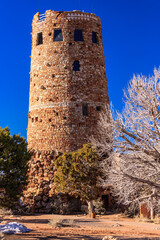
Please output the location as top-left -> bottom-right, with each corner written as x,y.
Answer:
25,10 -> 109,213
28,10 -> 109,152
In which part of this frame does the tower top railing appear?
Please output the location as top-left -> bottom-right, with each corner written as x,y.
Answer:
66,11 -> 98,21
37,11 -> 98,22
35,10 -> 99,30
39,13 -> 46,22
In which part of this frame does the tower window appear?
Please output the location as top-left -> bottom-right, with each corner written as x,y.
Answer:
53,29 -> 63,41
35,117 -> 38,122
37,32 -> 43,45
96,106 -> 101,111
73,61 -> 80,71
74,29 -> 83,41
92,32 -> 98,43
82,104 -> 88,116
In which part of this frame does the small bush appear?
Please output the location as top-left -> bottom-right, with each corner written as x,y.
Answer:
93,198 -> 105,215
153,215 -> 160,224
49,217 -> 75,228
0,208 -> 13,216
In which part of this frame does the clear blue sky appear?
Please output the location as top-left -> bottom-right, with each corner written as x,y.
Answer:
0,0 -> 160,139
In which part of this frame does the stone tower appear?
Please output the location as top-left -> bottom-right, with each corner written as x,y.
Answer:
25,10 -> 109,213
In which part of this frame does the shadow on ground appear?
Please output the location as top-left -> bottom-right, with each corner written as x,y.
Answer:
4,235 -> 160,240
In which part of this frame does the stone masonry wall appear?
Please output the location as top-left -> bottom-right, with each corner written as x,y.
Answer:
24,10 -> 110,213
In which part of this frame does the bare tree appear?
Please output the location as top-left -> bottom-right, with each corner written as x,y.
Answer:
93,68 -> 160,214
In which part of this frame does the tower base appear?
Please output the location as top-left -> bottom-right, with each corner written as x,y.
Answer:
22,150 -> 80,214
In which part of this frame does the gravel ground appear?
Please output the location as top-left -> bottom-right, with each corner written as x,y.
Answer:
0,213 -> 160,240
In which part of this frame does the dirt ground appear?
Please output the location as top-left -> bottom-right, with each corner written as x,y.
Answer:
1,213 -> 160,240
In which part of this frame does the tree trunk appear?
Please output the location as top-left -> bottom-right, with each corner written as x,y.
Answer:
87,200 -> 94,215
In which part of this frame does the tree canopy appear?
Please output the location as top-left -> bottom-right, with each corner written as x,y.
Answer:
0,127 -> 31,208
54,143 -> 103,213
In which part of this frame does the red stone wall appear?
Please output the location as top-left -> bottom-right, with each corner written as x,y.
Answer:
140,203 -> 151,219
24,10 -> 110,213
28,10 -> 109,152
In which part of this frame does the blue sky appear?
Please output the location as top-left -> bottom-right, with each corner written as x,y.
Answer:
0,0 -> 160,139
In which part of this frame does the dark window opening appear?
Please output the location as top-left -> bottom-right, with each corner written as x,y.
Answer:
54,110 -> 58,116
82,103 -> 88,116
32,118 -> 34,123
40,85 -> 46,90
92,32 -> 98,43
53,29 -> 63,41
101,195 -> 110,211
48,32 -> 52,36
74,29 -> 83,41
69,43 -> 72,45
52,74 -> 55,78
49,118 -> 52,122
73,61 -> 80,71
35,117 -> 38,122
96,106 -> 101,111
79,122 -> 85,127
63,116 -> 67,120
37,32 -> 43,45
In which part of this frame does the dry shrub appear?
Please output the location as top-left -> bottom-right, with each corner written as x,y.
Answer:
49,217 -> 75,228
0,208 -> 13,216
153,215 -> 160,224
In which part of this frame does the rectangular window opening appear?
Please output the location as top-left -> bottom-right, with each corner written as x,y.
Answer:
35,117 -> 38,122
53,29 -> 63,41
73,61 -> 80,71
92,32 -> 98,43
37,32 -> 43,45
82,103 -> 88,116
74,29 -> 83,41
96,106 -> 101,111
